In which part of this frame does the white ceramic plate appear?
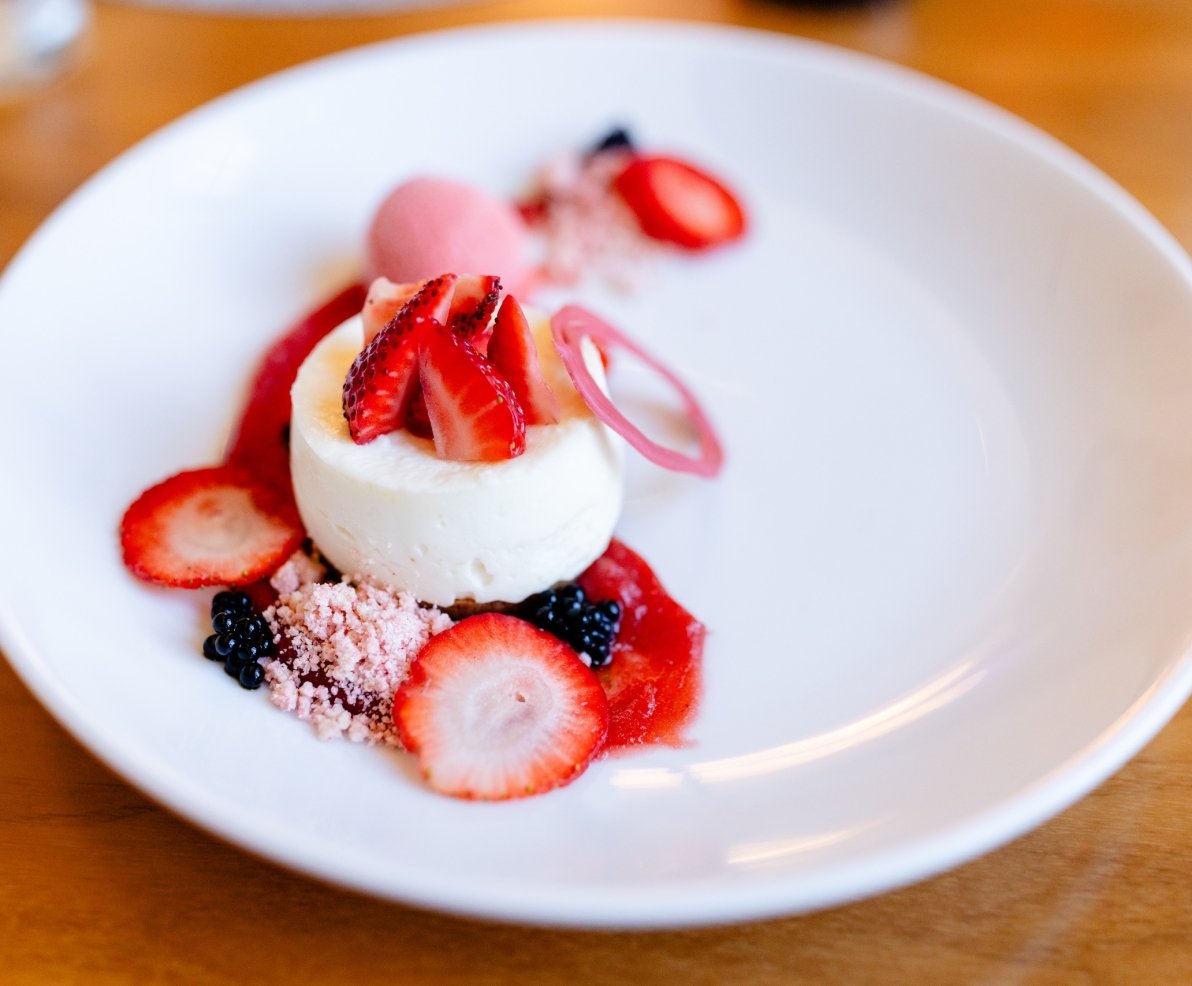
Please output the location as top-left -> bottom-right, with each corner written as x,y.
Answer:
3,22 -> 1192,929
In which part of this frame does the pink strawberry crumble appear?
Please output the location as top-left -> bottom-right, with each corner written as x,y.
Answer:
522,148 -> 657,291
262,561 -> 452,745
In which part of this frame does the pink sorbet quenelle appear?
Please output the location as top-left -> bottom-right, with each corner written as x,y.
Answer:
365,177 -> 532,294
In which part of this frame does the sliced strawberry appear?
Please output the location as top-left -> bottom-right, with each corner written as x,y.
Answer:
343,274 -> 461,443
418,325 -> 526,461
360,277 -> 422,347
447,274 -> 502,342
403,380 -> 434,439
342,319 -> 425,444
486,295 -> 560,425
612,155 -> 746,251
120,466 -> 304,589
577,540 -> 704,748
394,613 -> 609,800
389,272 -> 457,328
224,282 -> 366,499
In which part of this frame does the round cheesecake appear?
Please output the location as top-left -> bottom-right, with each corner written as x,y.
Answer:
289,312 -> 624,607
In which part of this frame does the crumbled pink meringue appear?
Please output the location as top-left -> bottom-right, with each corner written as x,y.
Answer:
523,148 -> 657,292
263,570 -> 452,746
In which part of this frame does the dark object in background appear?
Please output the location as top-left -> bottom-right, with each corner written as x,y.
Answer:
589,127 -> 635,155
781,0 -> 882,8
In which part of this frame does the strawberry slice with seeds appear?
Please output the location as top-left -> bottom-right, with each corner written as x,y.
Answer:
342,316 -> 428,444
415,272 -> 502,430
447,274 -> 502,342
612,154 -> 746,250
360,277 -> 422,347
394,614 -> 609,800
419,325 -> 526,460
343,275 -> 460,444
386,272 -> 457,334
120,465 -> 304,588
486,295 -> 560,425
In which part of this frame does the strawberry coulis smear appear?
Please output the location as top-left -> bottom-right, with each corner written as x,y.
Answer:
225,282 -> 367,503
578,539 -> 704,750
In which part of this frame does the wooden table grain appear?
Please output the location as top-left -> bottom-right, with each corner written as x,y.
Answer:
3,1 -> 1191,981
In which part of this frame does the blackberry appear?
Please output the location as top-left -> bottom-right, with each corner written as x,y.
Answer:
223,657 -> 249,679
239,615 -> 266,640
517,584 -> 622,668
211,590 -> 252,620
238,662 -> 265,690
205,589 -> 274,690
590,126 -> 635,155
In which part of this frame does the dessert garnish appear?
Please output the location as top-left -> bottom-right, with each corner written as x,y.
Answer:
552,305 -> 724,477
263,565 -> 451,745
343,273 -> 526,460
203,590 -> 273,690
517,583 -> 620,668
611,154 -> 747,250
521,127 -> 748,288
394,613 -> 610,800
120,465 -> 303,588
485,293 -> 560,425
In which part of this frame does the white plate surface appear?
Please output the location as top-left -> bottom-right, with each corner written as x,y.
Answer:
3,22 -> 1192,929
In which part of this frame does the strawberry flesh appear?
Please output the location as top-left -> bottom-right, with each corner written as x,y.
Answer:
612,154 -> 746,251
578,539 -> 704,748
225,282 -> 366,501
361,277 -> 422,347
419,325 -> 526,461
343,275 -> 461,444
120,465 -> 304,588
394,613 -> 609,800
447,273 -> 502,343
485,295 -> 560,425
403,380 -> 434,439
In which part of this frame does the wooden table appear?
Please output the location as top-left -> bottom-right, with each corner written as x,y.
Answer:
3,1 -> 1191,980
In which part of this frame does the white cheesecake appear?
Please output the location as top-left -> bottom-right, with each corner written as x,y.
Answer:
289,313 -> 624,607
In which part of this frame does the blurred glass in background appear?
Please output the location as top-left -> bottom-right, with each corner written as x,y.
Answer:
0,0 -> 89,95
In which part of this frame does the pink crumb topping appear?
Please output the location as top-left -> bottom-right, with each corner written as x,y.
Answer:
269,551 -> 327,596
523,148 -> 657,292
263,575 -> 452,746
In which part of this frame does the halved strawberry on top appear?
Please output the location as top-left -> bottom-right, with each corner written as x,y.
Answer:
394,613 -> 609,800
342,274 -> 459,444
360,277 -> 423,346
485,295 -> 560,425
419,322 -> 526,461
348,273 -> 512,446
447,273 -> 503,343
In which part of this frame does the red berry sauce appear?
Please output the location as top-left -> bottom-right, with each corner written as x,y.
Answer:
225,282 -> 366,503
578,539 -> 704,750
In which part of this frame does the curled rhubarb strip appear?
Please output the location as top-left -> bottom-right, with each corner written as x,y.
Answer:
550,305 -> 724,477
